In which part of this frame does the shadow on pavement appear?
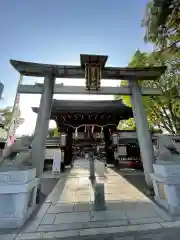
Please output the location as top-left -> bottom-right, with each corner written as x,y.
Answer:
111,166 -> 154,201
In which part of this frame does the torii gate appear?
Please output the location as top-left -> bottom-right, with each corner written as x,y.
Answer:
9,54 -> 166,187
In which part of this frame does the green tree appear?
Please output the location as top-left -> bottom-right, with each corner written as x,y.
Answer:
0,107 -> 24,130
115,50 -> 180,134
49,127 -> 60,137
142,0 -> 180,53
0,107 -> 11,128
117,118 -> 136,131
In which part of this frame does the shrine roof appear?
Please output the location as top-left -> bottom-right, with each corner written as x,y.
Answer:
32,99 -> 133,126
32,99 -> 132,116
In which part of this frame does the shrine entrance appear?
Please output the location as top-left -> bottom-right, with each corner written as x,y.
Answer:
32,99 -> 133,167
10,54 -> 166,187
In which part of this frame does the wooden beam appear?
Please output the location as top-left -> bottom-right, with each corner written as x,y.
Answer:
18,84 -> 162,96
10,59 -> 166,80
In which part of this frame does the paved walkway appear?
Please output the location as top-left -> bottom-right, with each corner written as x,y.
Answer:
3,159 -> 180,239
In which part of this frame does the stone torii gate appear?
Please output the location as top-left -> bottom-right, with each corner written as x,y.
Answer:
10,54 -> 166,187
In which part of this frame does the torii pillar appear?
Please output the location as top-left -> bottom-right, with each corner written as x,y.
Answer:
129,79 -> 155,188
31,75 -> 55,177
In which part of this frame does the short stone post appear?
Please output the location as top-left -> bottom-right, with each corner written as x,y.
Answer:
32,75 -> 55,177
89,153 -> 95,181
94,183 -> 106,211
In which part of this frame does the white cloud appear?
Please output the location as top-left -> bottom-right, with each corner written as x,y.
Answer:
16,78 -> 120,136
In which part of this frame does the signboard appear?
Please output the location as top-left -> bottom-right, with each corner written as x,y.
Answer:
52,150 -> 61,173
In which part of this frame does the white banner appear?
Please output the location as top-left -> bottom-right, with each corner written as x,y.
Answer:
52,150 -> 61,173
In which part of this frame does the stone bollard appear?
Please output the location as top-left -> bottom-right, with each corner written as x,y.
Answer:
94,183 -> 106,211
89,157 -> 95,181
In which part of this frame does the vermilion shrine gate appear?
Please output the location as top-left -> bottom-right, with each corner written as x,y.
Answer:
10,54 -> 166,187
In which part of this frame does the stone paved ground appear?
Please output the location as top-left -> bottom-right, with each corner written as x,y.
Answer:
2,159 -> 180,240
114,167 -> 154,201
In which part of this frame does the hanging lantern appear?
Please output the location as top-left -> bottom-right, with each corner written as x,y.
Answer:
60,133 -> 67,146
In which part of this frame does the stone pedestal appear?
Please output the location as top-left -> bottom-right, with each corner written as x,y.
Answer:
151,161 -> 180,215
0,168 -> 39,228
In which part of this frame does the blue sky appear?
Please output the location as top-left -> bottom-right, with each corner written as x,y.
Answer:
0,0 -> 153,135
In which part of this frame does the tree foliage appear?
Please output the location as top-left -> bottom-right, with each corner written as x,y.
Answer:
0,107 -> 24,130
116,50 -> 180,134
49,127 -> 60,137
117,118 -> 136,131
142,0 -> 180,52
0,107 -> 12,129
